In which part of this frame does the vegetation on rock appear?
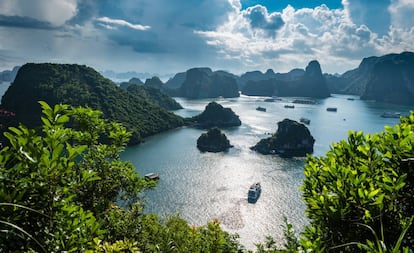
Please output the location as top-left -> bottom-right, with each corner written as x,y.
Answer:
190,101 -> 242,128
251,119 -> 314,157
125,83 -> 183,110
197,127 -> 233,152
0,63 -> 184,144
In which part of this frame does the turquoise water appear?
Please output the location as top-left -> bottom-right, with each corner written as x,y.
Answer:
121,95 -> 412,249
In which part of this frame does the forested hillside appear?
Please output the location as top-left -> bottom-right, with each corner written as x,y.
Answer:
0,63 -> 184,144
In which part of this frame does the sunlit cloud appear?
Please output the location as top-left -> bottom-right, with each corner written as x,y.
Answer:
96,17 -> 151,31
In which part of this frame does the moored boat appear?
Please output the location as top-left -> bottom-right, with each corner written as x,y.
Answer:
145,172 -> 160,181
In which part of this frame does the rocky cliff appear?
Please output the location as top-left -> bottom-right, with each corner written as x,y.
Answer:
168,68 -> 239,99
190,101 -> 241,128
197,127 -> 232,152
251,118 -> 315,157
242,61 -> 330,98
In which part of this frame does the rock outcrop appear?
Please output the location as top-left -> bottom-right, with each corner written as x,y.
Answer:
190,101 -> 241,128
145,76 -> 163,89
325,52 -> 414,105
251,118 -> 314,157
241,61 -> 330,98
197,127 -> 232,152
168,68 -> 240,99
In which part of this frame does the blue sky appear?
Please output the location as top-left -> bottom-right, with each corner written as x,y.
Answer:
0,0 -> 413,77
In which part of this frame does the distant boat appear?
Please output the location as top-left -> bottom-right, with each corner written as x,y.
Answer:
248,182 -> 261,203
300,117 -> 310,125
347,98 -> 355,101
264,98 -> 276,102
292,99 -> 316,105
381,112 -> 401,118
284,104 -> 295,109
256,106 -> 266,112
326,107 -> 337,112
145,172 -> 160,181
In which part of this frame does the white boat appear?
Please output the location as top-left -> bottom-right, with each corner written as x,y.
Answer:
381,112 -> 401,118
145,172 -> 160,181
248,182 -> 261,202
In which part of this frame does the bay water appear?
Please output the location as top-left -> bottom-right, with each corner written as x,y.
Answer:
121,95 -> 412,249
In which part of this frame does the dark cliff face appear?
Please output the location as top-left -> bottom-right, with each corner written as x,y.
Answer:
327,51 -> 414,105
191,101 -> 241,128
177,68 -> 239,99
144,76 -> 163,89
251,118 -> 315,157
197,127 -> 232,152
360,52 -> 414,105
242,60 -> 330,98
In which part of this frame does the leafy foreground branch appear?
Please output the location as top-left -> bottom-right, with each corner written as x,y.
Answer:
1,101 -> 413,252
0,101 -> 242,252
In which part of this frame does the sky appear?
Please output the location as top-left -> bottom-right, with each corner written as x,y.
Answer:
0,0 -> 413,76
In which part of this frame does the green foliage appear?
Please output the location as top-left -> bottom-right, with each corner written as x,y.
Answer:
254,217 -> 299,253
126,84 -> 183,110
137,215 -> 243,252
0,101 -> 243,252
0,101 -> 152,252
301,111 -> 414,251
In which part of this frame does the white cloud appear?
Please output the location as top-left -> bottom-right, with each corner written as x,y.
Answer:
196,3 -> 381,73
389,0 -> 414,29
0,0 -> 77,26
96,17 -> 151,31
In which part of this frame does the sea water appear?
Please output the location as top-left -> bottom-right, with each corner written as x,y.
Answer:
121,95 -> 412,249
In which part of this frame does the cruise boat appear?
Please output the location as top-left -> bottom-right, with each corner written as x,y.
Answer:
248,182 -> 261,203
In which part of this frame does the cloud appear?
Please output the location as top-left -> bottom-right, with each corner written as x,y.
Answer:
389,0 -> 414,30
96,17 -> 150,31
0,15 -> 56,29
243,5 -> 284,32
0,0 -> 77,26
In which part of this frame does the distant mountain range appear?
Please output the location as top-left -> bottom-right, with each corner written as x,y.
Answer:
0,66 -> 19,82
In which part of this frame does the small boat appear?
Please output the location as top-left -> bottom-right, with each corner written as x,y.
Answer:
381,112 -> 401,118
248,182 -> 261,203
256,106 -> 266,112
292,99 -> 316,105
284,104 -> 295,109
264,98 -> 275,102
326,107 -> 337,112
347,97 -> 355,101
145,172 -> 160,181
300,117 -> 310,125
